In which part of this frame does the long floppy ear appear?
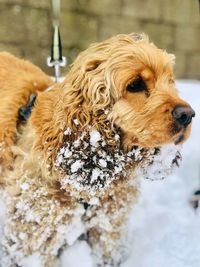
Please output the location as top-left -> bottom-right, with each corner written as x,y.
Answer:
30,54 -> 116,175
63,47 -> 113,118
82,58 -> 112,112
84,58 -> 103,72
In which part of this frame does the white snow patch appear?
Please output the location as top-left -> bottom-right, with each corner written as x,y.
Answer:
19,232 -> 28,241
89,197 -> 99,205
114,165 -> 123,174
64,148 -> 72,158
71,160 -> 83,173
56,154 -> 64,165
140,144 -> 182,181
99,159 -> 107,168
15,201 -> 29,211
0,194 -> 6,222
90,130 -> 101,147
25,210 -> 40,223
18,252 -> 42,267
60,241 -> 94,267
20,183 -> 30,191
91,168 -> 100,182
73,139 -> 80,148
64,128 -> 72,136
65,216 -> 85,246
73,119 -> 79,126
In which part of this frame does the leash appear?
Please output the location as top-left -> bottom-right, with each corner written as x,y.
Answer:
47,0 -> 67,82
18,0 -> 66,123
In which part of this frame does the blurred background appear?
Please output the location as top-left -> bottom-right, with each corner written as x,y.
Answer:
0,0 -> 199,79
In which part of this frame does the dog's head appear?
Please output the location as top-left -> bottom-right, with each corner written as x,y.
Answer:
63,33 -> 194,149
31,34 -> 194,194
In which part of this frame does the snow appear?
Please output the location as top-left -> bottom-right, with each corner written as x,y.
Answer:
20,183 -> 30,191
60,241 -> 94,267
18,232 -> 28,241
71,160 -> 83,173
19,253 -> 42,267
90,130 -> 101,147
89,197 -> 99,205
91,168 -> 100,182
98,159 -> 107,168
139,145 -> 182,181
0,80 -> 200,267
64,128 -> 72,136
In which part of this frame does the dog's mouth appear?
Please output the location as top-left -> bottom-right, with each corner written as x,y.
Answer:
171,122 -> 190,145
174,134 -> 185,145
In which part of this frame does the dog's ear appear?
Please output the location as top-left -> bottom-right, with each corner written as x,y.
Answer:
78,44 -> 108,73
82,57 -> 111,111
84,59 -> 103,72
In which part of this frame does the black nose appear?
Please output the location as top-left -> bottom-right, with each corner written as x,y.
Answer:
172,106 -> 195,127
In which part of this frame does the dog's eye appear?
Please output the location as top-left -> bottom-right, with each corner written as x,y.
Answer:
127,78 -> 147,93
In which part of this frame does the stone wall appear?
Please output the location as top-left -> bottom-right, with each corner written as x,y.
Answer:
0,0 -> 199,79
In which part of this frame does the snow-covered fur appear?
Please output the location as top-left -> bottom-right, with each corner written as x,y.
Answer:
0,34 -> 193,267
1,130 -> 181,267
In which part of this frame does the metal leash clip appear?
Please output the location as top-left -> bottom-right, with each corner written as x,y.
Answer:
47,0 -> 67,82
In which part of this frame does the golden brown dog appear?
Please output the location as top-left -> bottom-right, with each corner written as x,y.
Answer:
0,34 -> 194,267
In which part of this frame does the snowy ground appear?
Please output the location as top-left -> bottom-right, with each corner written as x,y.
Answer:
1,80 -> 200,267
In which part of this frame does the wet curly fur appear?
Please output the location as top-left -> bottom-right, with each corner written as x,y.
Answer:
0,34 -> 193,266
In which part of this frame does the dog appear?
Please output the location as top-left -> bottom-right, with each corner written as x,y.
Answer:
0,33 -> 195,267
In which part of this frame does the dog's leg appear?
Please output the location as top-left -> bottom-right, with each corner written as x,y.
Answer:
85,182 -> 138,266
2,175 -> 85,267
87,225 -> 123,266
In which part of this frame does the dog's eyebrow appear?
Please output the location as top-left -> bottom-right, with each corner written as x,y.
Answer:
140,68 -> 154,81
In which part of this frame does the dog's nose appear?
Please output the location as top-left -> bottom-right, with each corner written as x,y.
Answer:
172,106 -> 195,127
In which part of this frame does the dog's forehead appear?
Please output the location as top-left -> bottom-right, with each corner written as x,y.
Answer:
140,64 -> 174,82
129,42 -> 174,71
108,39 -> 175,81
